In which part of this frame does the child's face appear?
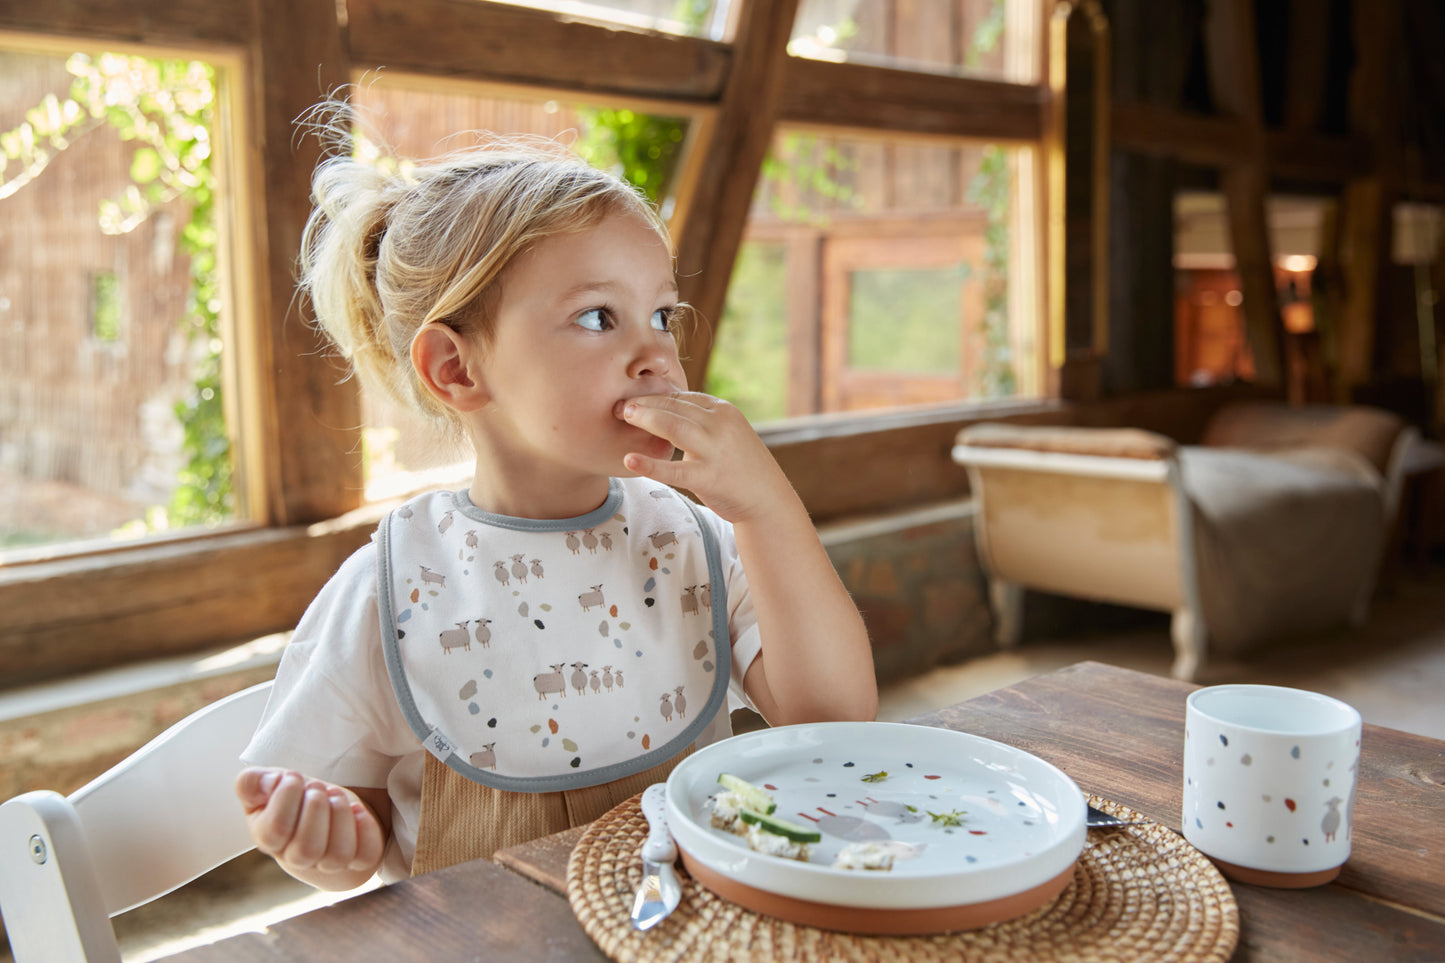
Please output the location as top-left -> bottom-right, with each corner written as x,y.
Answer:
473,210 -> 686,485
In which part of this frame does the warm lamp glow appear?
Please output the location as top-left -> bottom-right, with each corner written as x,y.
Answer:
1279,254 -> 1317,273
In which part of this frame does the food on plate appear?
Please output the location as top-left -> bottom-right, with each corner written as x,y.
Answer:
716,772 -> 776,813
832,840 -> 896,871
861,770 -> 888,783
744,823 -> 812,861
709,772 -> 777,833
927,808 -> 968,827
708,773 -> 820,861
738,807 -> 822,843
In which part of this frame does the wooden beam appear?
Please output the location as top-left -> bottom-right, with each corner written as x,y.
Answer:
1266,128 -> 1373,183
776,59 -> 1045,142
1203,0 -> 1284,387
1220,164 -> 1285,386
1283,0 -> 1332,132
1111,103 -> 1248,167
0,0 -> 249,49
345,0 -> 729,104
240,0 -> 363,525
671,0 -> 800,390
1203,0 -> 1263,125
1335,0 -> 1402,401
1336,176 -> 1392,400
1113,103 -> 1379,186
0,519 -> 374,686
1434,220 -> 1445,436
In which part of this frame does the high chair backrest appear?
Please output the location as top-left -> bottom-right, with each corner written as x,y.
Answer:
0,680 -> 272,963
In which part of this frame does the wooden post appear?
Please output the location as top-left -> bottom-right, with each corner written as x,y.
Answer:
1047,0 -> 1111,402
238,0 -> 363,526
1334,0 -> 1401,403
1202,0 -> 1285,389
670,0 -> 801,391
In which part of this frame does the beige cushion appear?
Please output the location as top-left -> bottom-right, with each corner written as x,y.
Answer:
1202,403 -> 1405,478
956,423 -> 1176,461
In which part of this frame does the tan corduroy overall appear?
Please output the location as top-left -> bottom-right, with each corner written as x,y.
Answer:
410,746 -> 693,874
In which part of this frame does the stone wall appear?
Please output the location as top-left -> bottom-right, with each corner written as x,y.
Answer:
820,499 -> 994,685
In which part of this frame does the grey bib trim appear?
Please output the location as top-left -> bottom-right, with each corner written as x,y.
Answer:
376,480 -> 731,793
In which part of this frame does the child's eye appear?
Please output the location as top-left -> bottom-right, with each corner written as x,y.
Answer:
576,308 -> 611,332
652,307 -> 676,332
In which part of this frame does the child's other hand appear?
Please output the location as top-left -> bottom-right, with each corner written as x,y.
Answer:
617,392 -> 795,522
236,767 -> 385,880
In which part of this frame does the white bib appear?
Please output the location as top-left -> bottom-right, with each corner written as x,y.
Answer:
376,477 -> 730,792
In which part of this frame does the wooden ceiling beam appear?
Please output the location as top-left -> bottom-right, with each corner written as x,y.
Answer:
0,0 -> 250,49
345,0 -> 730,104
776,59 -> 1045,143
1113,103 -> 1382,187
1266,129 -> 1373,183
1111,102 -> 1248,168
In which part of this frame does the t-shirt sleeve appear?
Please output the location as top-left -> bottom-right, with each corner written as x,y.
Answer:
242,543 -> 417,788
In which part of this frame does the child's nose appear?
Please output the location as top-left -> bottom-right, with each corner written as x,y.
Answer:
626,339 -> 674,382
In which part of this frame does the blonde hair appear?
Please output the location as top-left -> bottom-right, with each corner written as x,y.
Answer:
297,104 -> 671,429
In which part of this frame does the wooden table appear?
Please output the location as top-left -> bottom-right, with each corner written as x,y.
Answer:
161,662 -> 1445,961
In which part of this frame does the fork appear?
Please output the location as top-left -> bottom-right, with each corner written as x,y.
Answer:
1086,803 -> 1152,828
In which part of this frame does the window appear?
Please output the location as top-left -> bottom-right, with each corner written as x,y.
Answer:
0,1 -> 1050,684
792,0 -> 1035,83
498,0 -> 728,38
89,270 -> 122,343
711,132 -> 1036,422
0,47 -> 236,554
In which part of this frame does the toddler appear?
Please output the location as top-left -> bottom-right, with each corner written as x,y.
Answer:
236,105 -> 877,890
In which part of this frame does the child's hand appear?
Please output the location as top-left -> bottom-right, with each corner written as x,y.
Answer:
236,767 -> 386,886
619,390 -> 878,728
617,391 -> 796,523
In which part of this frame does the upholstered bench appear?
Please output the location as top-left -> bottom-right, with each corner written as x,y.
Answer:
952,403 -> 1416,680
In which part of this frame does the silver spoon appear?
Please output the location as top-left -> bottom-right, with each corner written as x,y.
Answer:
630,783 -> 681,930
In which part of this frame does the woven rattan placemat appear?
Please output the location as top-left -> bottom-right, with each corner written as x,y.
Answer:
566,792 -> 1239,962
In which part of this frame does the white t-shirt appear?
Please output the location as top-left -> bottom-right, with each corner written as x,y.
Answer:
243,491 -> 762,882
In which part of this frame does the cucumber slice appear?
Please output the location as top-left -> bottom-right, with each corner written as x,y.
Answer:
738,807 -> 821,844
716,772 -> 776,814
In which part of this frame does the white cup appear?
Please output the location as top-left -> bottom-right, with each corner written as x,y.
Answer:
1182,684 -> 1361,887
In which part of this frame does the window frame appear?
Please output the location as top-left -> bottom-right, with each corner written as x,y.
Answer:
0,0 -> 1054,687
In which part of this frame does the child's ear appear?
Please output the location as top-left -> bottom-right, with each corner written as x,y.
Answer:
411,322 -> 489,412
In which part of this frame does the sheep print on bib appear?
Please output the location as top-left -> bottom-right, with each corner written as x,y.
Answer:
376,477 -> 731,793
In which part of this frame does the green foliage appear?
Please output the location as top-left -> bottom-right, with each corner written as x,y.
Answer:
574,109 -> 688,205
91,271 -> 122,342
964,0 -> 1007,70
964,0 -> 1016,398
1,53 -> 230,531
703,242 -> 789,421
572,2 -> 713,203
759,134 -> 862,224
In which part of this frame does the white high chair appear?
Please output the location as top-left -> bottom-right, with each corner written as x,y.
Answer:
0,681 -> 272,963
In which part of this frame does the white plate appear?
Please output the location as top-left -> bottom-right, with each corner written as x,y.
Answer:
665,722 -> 1086,910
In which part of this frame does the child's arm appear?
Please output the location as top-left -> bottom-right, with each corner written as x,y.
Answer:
618,392 -> 878,726
235,767 -> 391,891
